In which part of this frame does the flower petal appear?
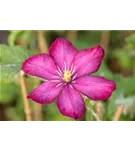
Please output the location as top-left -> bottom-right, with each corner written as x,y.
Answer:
28,81 -> 62,104
57,85 -> 85,119
22,54 -> 57,80
49,38 -> 78,71
73,45 -> 104,77
73,76 -> 116,100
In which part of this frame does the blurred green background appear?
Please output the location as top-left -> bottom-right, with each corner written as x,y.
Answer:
0,30 -> 135,121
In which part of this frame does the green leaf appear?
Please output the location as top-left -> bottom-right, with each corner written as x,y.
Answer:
0,64 -> 21,83
0,82 -> 18,104
0,44 -> 34,83
0,44 -> 33,64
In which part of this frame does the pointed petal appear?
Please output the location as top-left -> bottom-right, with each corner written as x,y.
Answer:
57,85 -> 85,119
73,76 -> 116,100
28,81 -> 62,104
49,38 -> 78,71
22,54 -> 58,80
73,45 -> 104,77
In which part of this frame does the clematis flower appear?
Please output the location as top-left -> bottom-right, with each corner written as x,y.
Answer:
22,38 -> 116,119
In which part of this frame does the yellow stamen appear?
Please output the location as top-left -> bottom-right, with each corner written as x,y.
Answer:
63,71 -> 72,83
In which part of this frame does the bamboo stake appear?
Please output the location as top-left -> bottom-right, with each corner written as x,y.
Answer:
19,70 -> 32,121
113,105 -> 124,121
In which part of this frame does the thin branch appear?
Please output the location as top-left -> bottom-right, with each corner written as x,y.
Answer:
113,105 -> 124,121
19,70 -> 32,121
100,31 -> 111,56
67,30 -> 77,43
89,102 -> 93,121
37,30 -> 48,53
95,102 -> 103,121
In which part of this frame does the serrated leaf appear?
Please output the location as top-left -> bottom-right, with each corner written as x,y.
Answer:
0,44 -> 33,63
0,64 -> 21,83
0,44 -> 34,83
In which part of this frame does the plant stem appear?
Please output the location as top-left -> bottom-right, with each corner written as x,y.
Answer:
19,70 -> 32,121
100,31 -> 111,56
89,102 -> 93,121
113,105 -> 124,121
67,30 -> 77,43
86,100 -> 101,121
86,107 -> 100,121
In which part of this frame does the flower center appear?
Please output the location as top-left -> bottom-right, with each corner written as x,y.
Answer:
63,71 -> 72,83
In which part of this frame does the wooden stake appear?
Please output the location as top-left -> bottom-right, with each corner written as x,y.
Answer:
19,70 -> 32,121
113,105 -> 124,121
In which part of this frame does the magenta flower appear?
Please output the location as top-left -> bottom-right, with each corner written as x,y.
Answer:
22,38 -> 116,119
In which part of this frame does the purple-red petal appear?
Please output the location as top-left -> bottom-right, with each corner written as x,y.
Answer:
49,38 -> 78,71
57,85 -> 85,119
73,76 -> 116,100
73,45 -> 104,77
22,54 -> 57,80
28,81 -> 62,104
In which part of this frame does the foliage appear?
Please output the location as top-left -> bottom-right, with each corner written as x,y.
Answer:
0,30 -> 135,121
0,44 -> 34,83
